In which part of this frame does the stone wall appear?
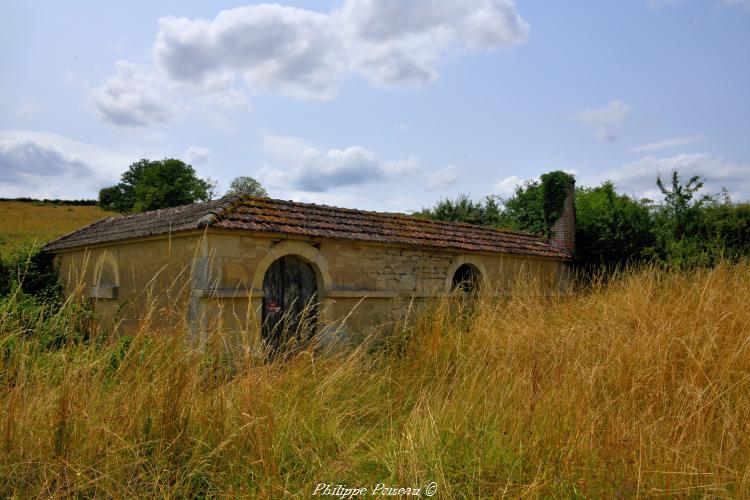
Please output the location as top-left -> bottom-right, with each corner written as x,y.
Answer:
549,181 -> 576,255
54,230 -> 571,342
325,243 -> 453,293
55,233 -> 206,334
205,232 -> 571,333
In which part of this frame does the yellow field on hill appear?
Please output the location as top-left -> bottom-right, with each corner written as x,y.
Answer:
0,201 -> 118,256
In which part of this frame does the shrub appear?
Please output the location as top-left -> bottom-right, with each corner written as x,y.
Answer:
575,181 -> 654,269
0,256 -> 10,297
1,243 -> 62,304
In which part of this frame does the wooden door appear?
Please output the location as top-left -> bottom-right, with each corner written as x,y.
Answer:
262,255 -> 318,354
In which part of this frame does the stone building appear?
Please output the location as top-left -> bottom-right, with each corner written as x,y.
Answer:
43,190 -> 575,349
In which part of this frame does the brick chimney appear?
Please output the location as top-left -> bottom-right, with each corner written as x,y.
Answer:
549,180 -> 575,255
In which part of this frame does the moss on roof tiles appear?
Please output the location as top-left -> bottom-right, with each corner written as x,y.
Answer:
43,195 -> 570,259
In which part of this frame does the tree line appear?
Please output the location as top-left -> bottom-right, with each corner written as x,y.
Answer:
94,159 -> 750,270
8,156 -> 746,273
417,170 -> 750,270
0,198 -> 98,205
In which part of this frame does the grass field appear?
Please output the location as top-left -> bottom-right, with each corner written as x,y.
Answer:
0,201 -> 117,256
1,263 -> 748,497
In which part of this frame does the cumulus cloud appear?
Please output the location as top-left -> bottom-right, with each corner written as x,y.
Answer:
576,100 -> 631,142
258,135 -> 419,192
294,147 -> 389,191
186,146 -> 210,164
89,60 -> 249,127
91,1 -> 528,125
631,136 -> 701,153
493,175 -> 523,197
0,130 -> 130,198
338,0 -> 529,87
89,61 -> 174,127
598,153 -> 750,201
0,142 -> 91,185
155,5 -> 346,100
426,165 -> 460,191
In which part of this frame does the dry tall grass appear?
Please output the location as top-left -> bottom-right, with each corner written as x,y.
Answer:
1,263 -> 749,497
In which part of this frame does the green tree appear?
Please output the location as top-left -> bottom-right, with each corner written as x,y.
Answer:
502,180 -> 546,234
649,184 -> 750,268
415,194 -> 509,227
655,170 -> 708,240
417,171 -> 575,236
646,170 -> 711,267
575,182 -> 654,269
226,176 -> 268,197
99,158 -> 215,213
699,195 -> 750,261
98,185 -> 128,213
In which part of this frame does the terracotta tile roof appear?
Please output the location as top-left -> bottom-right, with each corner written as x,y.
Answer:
43,197 -> 230,252
43,195 -> 570,259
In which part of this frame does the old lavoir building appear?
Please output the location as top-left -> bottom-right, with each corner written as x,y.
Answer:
44,180 -> 575,350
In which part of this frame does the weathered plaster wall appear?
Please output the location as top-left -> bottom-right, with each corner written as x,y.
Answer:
204,231 -> 571,334
54,230 -> 570,342
55,233 -> 206,334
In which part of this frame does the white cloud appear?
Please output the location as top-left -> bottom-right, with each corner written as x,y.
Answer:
258,135 -> 420,192
298,147 -> 388,191
385,157 -> 422,178
186,146 -> 210,164
426,165 -> 460,191
631,136 -> 701,153
493,175 -> 523,197
598,153 -> 750,201
91,1 -> 528,125
89,61 -> 174,127
89,60 -> 249,127
338,0 -> 529,87
0,130 -> 130,199
576,100 -> 631,142
256,134 -> 463,199
155,5 -> 346,100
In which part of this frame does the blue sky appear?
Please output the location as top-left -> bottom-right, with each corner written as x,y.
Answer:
1,0 -> 749,211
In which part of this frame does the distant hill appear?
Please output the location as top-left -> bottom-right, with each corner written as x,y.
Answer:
0,200 -> 118,256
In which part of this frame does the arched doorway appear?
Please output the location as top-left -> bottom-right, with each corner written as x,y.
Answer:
451,263 -> 481,295
262,255 -> 319,354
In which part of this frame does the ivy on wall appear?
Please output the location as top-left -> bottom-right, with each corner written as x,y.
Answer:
540,171 -> 575,228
